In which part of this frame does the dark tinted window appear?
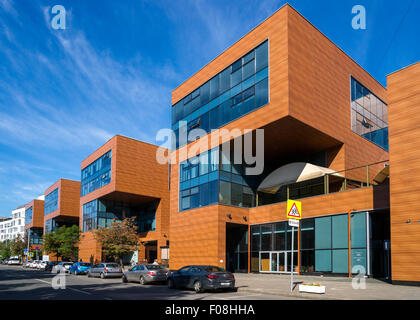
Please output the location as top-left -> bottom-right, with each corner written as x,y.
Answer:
204,266 -> 225,273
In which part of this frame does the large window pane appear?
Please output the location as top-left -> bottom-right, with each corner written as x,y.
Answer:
301,219 -> 315,249
255,41 -> 268,72
231,183 -> 242,207
219,68 -> 230,93
351,213 -> 367,248
219,181 -> 231,205
200,81 -> 210,106
199,183 -> 209,207
243,60 -> 255,80
209,75 -> 219,101
315,216 -> 331,249
315,250 -> 331,272
261,224 -> 272,251
332,249 -> 348,273
332,214 -> 348,249
255,78 -> 268,108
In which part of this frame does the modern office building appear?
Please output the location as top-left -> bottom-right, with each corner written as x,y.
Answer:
44,179 -> 80,234
169,4 -> 395,281
24,197 -> 45,251
388,62 -> 420,284
78,135 -> 170,264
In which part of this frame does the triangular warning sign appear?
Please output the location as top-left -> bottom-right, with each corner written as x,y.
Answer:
287,203 -> 301,218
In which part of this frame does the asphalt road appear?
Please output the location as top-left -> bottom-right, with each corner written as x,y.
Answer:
0,264 -> 294,300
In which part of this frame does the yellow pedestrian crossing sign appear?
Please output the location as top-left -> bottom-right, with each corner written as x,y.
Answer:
287,199 -> 302,220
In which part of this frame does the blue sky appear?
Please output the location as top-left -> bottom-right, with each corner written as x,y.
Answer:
0,0 -> 419,216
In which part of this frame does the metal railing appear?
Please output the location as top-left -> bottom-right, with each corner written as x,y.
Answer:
256,160 -> 389,207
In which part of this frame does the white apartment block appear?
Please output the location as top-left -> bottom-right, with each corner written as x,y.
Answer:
0,205 -> 26,242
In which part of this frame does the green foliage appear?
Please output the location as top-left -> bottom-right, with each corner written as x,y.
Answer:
43,225 -> 81,261
0,240 -> 11,259
10,235 -> 27,258
94,217 -> 139,266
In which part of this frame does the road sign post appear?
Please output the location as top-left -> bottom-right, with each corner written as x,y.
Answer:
287,200 -> 302,293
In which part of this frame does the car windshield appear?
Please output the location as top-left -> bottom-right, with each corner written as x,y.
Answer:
63,263 -> 72,266
146,265 -> 167,270
204,266 -> 225,273
79,263 -> 91,266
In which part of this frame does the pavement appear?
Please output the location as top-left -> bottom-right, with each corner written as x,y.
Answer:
1,265 -> 419,300
234,273 -> 420,300
0,265 -> 299,300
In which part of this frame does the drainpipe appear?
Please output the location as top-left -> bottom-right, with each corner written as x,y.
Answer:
348,210 -> 352,279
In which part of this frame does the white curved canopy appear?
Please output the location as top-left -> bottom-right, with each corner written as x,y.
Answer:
258,162 -> 343,194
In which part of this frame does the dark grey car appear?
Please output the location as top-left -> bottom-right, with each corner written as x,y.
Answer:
122,264 -> 168,284
167,265 -> 235,293
87,263 -> 123,279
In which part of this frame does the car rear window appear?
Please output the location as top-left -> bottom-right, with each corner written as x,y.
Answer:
204,266 -> 225,273
106,263 -> 120,268
146,265 -> 166,270
79,263 -> 90,266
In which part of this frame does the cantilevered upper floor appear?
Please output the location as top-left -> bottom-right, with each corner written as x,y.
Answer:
170,4 -> 388,172
43,179 -> 80,234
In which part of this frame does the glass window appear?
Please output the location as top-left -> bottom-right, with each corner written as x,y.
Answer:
231,68 -> 242,88
44,188 -> 59,215
315,216 -> 331,249
332,214 -> 348,249
209,75 -> 219,101
242,60 -> 255,80
231,183 -> 243,207
261,224 -> 272,251
209,105 -> 220,130
200,81 -> 210,106
332,249 -> 348,273
219,68 -> 230,94
81,150 -> 112,197
255,41 -> 268,72
351,213 -> 367,248
199,182 -> 209,207
255,78 -> 269,108
219,181 -> 231,205
315,250 -> 331,272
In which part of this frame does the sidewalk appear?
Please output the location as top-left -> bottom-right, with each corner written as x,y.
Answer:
234,273 -> 420,300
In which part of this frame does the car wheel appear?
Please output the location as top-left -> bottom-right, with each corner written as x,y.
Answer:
168,279 -> 175,289
139,276 -> 145,285
122,275 -> 128,283
194,280 -> 204,293
87,271 -> 92,278
100,272 -> 105,279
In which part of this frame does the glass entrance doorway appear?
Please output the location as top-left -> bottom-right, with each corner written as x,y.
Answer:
259,251 -> 297,273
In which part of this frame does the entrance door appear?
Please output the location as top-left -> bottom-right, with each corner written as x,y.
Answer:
260,251 -> 287,273
226,223 -> 249,273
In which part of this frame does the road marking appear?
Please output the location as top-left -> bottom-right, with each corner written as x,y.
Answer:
34,278 -> 92,295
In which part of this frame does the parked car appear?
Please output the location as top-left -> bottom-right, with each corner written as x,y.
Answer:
167,265 -> 235,293
69,262 -> 92,275
8,258 -> 21,265
40,261 -> 57,271
37,261 -> 49,269
52,262 -> 73,273
87,263 -> 123,279
22,260 -> 33,268
1,259 -> 9,264
30,260 -> 41,268
122,264 -> 169,284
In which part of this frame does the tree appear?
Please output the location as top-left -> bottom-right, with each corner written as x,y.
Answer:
11,235 -> 27,258
0,240 -> 11,259
43,225 -> 81,261
43,231 -> 61,261
56,225 -> 81,261
94,217 -> 139,268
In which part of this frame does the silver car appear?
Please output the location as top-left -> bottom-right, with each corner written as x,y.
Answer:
122,264 -> 169,285
87,263 -> 123,279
